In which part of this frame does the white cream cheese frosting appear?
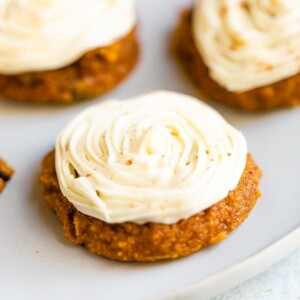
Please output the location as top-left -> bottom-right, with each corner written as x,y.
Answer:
55,91 -> 247,225
192,0 -> 300,92
0,0 -> 136,74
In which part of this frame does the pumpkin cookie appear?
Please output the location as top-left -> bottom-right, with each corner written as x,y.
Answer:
40,91 -> 262,261
174,1 -> 300,111
0,159 -> 14,193
0,0 -> 139,103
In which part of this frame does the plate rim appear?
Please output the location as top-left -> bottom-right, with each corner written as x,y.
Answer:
161,226 -> 300,300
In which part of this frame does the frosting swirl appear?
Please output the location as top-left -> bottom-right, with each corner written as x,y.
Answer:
55,91 -> 247,224
0,0 -> 136,74
193,0 -> 300,92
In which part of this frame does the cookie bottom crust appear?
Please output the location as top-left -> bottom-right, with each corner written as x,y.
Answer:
0,159 -> 14,193
0,29 -> 139,104
174,11 -> 300,111
40,151 -> 261,262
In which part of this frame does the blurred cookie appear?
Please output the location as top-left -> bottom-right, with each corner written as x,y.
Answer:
0,0 -> 139,103
174,1 -> 300,111
0,159 -> 14,193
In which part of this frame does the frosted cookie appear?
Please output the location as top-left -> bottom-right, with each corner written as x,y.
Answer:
0,159 -> 14,193
174,0 -> 300,111
40,91 -> 262,261
0,0 -> 139,103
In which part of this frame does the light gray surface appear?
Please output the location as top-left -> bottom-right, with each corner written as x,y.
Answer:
213,249 -> 300,300
0,0 -> 299,299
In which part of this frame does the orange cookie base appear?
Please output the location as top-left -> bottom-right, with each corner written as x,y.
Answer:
174,11 -> 300,111
0,159 -> 14,193
0,29 -> 139,104
40,151 -> 261,262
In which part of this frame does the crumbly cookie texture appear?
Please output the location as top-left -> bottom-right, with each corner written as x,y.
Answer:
40,151 -> 261,262
0,159 -> 14,193
0,29 -> 139,104
174,11 -> 300,112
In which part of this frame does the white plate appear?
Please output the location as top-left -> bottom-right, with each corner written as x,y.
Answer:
0,1 -> 299,299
